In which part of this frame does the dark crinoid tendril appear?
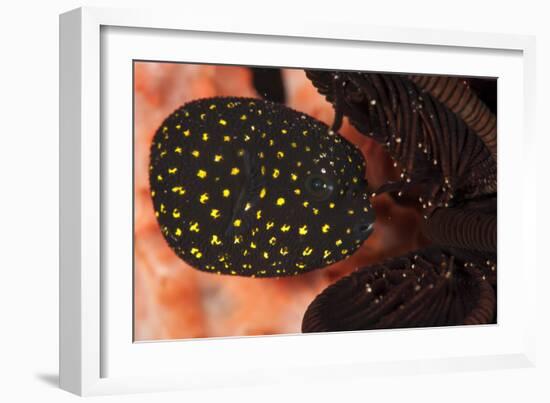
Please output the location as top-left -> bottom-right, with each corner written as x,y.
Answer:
423,195 -> 497,255
302,249 -> 496,333
305,71 -> 497,211
408,75 -> 497,160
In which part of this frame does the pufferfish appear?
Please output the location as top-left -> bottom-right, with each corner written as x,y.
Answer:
149,97 -> 375,277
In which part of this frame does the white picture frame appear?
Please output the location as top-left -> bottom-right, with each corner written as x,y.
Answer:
59,6 -> 537,396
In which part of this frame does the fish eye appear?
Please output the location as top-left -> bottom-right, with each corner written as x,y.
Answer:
305,174 -> 334,201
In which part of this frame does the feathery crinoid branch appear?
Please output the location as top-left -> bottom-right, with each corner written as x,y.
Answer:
305,71 -> 497,213
302,249 -> 496,333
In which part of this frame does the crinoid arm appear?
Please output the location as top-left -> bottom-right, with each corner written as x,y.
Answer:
301,248 -> 496,333
305,71 -> 497,208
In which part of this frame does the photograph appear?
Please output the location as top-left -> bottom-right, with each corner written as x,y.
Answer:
133,62 -> 497,341
2,0 -> 545,400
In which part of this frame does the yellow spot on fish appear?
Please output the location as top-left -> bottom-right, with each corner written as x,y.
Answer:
214,154 -> 223,162
189,222 -> 200,232
312,208 -> 319,215
272,168 -> 280,178
259,188 -> 267,198
335,239 -> 343,246
346,228 -> 352,234
303,201 -> 309,208
230,167 -> 240,175
302,130 -> 308,136
323,250 -> 331,259
294,189 -> 301,195
250,242 -> 257,249
175,124 -> 181,130
199,193 -> 209,203
174,147 -> 182,154
269,237 -> 277,245
172,209 -> 181,218
240,114 -> 247,120
191,150 -> 200,157
223,135 -> 231,142
175,228 -> 182,237
233,219 -> 242,227
269,139 -> 275,146
157,174 -> 163,182
222,189 -> 230,197
329,202 -> 336,209
211,235 -> 222,245
172,186 -> 186,195
162,126 -> 168,133
263,251 -> 269,259
219,119 -> 227,126
202,132 -> 209,141
276,197 -> 285,206
280,247 -> 289,256
298,225 -> 308,235
280,224 -> 291,232
244,134 -> 251,142
322,224 -> 330,233
160,204 -> 166,213
290,173 -> 298,181
200,113 -> 206,120
291,142 -> 297,148
183,129 -> 191,137
281,129 -> 287,134
256,210 -> 262,220
196,252 -> 203,258
168,167 -> 177,174
151,190 -> 156,197
210,209 -> 221,219
244,203 -> 252,211
266,221 -> 275,230
209,104 -> 216,110
341,249 -> 348,255
296,262 -> 306,269
347,209 -> 355,215
234,235 -> 243,244
302,247 -> 313,256
277,151 -> 284,159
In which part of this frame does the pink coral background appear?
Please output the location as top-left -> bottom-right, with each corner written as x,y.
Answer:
134,62 -> 427,341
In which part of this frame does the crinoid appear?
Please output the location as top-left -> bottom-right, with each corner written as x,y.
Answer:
302,71 -> 497,332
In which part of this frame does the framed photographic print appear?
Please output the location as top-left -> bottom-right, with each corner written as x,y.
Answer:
60,6 -> 537,396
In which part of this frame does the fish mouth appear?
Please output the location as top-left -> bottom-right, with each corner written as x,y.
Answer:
354,221 -> 375,239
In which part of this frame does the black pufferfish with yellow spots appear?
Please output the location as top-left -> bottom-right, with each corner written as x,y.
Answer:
149,97 -> 375,277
